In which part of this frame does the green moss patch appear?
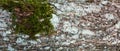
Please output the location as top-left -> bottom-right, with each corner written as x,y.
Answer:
0,0 -> 56,39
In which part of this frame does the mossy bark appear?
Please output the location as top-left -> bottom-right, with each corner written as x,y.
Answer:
0,0 -> 55,39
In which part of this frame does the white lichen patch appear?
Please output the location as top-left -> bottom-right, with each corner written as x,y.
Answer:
16,37 -> 25,44
54,2 -> 102,17
50,14 -> 60,30
72,34 -> 79,39
0,9 -> 11,18
101,0 -> 109,5
82,29 -> 95,35
70,40 -> 76,43
7,44 -> 16,51
115,21 -> 120,28
5,30 -> 12,34
62,41 -> 70,46
60,34 -> 66,39
63,21 -> 79,34
44,46 -> 50,50
28,40 -> 37,44
83,4 -> 102,13
104,13 -> 115,20
3,37 -> 9,41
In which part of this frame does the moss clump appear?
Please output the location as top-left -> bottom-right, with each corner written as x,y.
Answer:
0,0 -> 55,39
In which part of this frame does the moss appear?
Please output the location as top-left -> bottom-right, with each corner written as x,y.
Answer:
0,0 -> 56,39
86,0 -> 94,3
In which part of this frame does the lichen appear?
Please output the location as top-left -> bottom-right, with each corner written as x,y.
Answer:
0,0 -> 56,39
